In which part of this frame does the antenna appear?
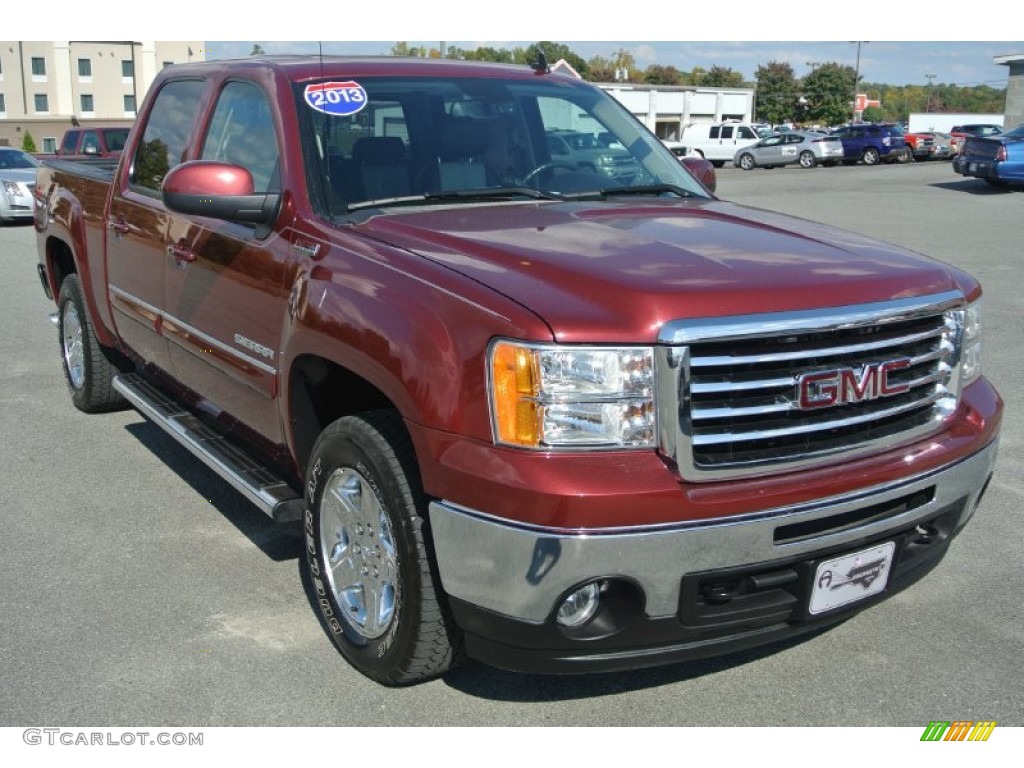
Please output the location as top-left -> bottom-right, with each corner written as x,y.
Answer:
531,50 -> 549,74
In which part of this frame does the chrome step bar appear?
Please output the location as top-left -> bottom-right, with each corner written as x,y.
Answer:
112,373 -> 303,523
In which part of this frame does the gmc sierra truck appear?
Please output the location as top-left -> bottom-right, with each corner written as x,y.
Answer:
34,57 -> 1001,686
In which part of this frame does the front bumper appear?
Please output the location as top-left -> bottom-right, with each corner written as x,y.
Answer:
430,437 -> 998,673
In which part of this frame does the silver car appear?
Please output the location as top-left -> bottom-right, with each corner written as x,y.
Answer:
0,148 -> 39,224
733,131 -> 844,170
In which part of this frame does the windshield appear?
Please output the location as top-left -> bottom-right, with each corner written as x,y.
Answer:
0,150 -> 39,169
296,74 -> 710,217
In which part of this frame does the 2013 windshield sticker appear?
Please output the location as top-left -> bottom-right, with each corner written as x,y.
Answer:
304,81 -> 367,116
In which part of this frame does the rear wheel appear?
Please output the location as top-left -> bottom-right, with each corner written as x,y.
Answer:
798,151 -> 817,169
305,411 -> 463,685
57,275 -> 127,413
863,147 -> 881,166
738,153 -> 755,170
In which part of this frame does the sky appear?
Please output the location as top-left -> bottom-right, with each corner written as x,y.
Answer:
205,40 -> 1020,88
12,1 -> 1022,88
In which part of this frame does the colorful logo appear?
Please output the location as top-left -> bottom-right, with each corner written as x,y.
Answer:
920,721 -> 997,742
304,81 -> 367,117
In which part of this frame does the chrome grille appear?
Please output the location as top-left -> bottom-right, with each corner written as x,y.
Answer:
657,292 -> 965,480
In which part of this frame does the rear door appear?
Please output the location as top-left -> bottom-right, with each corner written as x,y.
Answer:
106,77 -> 207,372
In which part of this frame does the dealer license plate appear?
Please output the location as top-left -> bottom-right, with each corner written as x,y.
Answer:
809,541 -> 895,615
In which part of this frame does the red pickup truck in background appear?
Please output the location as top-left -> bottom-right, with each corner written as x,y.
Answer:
55,126 -> 131,158
34,57 -> 1002,686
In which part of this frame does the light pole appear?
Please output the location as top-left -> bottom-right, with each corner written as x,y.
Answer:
925,73 -> 936,113
851,41 -> 866,123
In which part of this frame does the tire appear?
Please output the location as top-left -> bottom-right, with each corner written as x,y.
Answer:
57,274 -> 127,413
304,411 -> 463,685
798,151 -> 817,169
862,147 -> 881,166
738,153 -> 755,171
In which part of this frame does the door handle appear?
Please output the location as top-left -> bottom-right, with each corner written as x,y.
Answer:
107,217 -> 130,235
167,242 -> 197,265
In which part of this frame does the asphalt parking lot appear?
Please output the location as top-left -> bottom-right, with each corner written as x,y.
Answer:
0,159 -> 1020,728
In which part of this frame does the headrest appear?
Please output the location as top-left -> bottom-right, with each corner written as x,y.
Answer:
439,118 -> 489,160
352,136 -> 406,165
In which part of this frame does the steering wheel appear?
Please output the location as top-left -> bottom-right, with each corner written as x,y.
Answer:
521,161 -> 578,187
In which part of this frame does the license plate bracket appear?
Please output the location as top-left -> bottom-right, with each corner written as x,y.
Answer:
809,541 -> 895,615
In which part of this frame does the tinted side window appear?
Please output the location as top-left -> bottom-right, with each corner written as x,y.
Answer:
721,127 -> 734,139
131,78 -> 205,192
737,126 -> 756,139
200,80 -> 280,193
709,127 -> 720,139
61,131 -> 79,154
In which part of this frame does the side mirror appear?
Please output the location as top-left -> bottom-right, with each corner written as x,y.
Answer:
161,161 -> 280,225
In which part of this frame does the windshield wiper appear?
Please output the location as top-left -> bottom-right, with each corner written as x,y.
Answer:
346,186 -> 560,212
424,186 -> 562,202
560,184 -> 697,200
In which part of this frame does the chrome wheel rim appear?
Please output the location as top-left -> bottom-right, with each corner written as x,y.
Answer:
319,467 -> 399,640
62,302 -> 85,390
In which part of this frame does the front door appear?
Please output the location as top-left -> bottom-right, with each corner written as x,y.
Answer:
161,79 -> 288,444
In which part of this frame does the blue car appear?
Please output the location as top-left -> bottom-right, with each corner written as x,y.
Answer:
953,123 -> 1024,187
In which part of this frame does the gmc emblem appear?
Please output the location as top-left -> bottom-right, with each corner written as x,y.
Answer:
796,359 -> 912,410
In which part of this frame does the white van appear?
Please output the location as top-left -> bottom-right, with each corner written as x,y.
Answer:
680,121 -> 763,166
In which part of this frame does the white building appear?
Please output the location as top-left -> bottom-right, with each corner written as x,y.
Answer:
598,83 -> 756,141
0,41 -> 204,152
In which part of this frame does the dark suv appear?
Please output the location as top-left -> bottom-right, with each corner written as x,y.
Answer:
829,123 -> 910,165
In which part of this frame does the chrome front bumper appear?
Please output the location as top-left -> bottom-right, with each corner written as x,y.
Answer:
429,438 -> 998,623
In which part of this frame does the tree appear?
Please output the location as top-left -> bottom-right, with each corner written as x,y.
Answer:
22,131 -> 37,154
801,62 -> 858,126
861,106 -> 885,123
250,44 -> 265,56
702,65 -> 745,88
643,65 -> 683,86
755,61 -> 798,125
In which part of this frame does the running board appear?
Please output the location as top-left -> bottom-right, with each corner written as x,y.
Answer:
112,373 -> 304,523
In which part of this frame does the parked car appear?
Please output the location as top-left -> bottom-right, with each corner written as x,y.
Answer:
919,132 -> 955,160
56,126 -> 131,158
0,147 -> 39,224
680,121 -> 762,167
829,123 -> 910,165
733,131 -> 844,170
953,122 -> 1024,187
545,130 -> 641,183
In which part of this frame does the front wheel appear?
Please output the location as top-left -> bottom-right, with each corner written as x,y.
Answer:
798,151 -> 817,169
304,411 -> 463,685
57,274 -> 127,413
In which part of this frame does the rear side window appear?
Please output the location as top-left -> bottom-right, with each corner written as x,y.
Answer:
200,80 -> 280,193
131,78 -> 205,192
60,131 -> 79,154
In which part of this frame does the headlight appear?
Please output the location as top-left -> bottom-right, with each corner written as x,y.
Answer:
2,180 -> 21,196
489,341 -> 655,449
960,300 -> 982,386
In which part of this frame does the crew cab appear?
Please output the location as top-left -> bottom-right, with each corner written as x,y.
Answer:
34,57 -> 1002,686
55,126 -> 131,158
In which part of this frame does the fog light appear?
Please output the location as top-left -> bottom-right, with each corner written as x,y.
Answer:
556,582 -> 601,627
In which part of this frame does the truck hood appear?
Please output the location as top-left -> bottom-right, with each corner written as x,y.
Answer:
353,198 -> 969,343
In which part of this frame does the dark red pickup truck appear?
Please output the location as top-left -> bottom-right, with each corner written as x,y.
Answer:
35,57 -> 1001,685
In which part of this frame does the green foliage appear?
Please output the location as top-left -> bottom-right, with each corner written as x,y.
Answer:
702,65 -> 745,88
22,131 -> 37,153
801,62 -> 858,126
755,61 -> 798,124
250,44 -> 265,56
861,106 -> 886,122
643,65 -> 683,85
